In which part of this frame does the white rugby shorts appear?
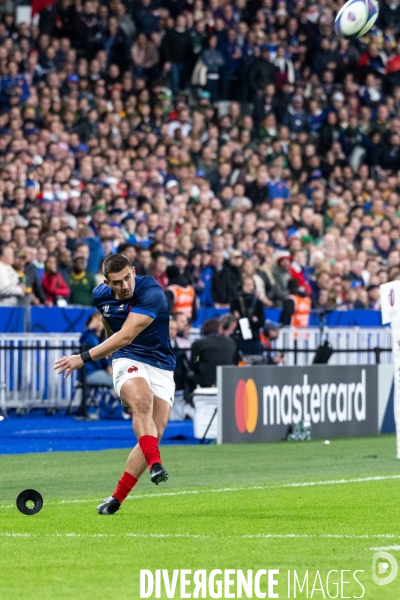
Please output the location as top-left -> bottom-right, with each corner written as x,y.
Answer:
112,358 -> 175,406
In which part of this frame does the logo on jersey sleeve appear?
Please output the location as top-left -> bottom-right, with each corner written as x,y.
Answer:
128,366 -> 139,373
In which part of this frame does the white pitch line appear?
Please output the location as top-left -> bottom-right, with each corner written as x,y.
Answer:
370,545 -> 400,551
1,474 -> 399,511
1,533 -> 400,541
281,475 -> 400,488
57,474 -> 400,506
244,534 -> 400,540
0,533 -> 207,539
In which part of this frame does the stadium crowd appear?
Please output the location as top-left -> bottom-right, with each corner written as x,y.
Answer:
1,0 -> 400,322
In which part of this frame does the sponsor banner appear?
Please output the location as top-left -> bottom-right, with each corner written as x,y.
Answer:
390,321 -> 400,458
217,365 -> 379,444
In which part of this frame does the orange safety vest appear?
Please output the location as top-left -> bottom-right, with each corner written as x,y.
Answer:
167,284 -> 195,317
288,294 -> 311,328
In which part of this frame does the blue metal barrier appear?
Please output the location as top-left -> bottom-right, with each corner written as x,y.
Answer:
0,307 -> 25,333
193,308 -> 384,329
0,306 -> 386,333
30,307 -> 95,333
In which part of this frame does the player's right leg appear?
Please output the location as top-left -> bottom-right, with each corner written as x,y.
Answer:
119,377 -> 168,481
123,392 -> 171,483
97,392 -> 171,515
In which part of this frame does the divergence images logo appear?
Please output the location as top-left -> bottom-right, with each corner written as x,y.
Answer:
235,379 -> 258,433
372,551 -> 399,586
389,288 -> 395,307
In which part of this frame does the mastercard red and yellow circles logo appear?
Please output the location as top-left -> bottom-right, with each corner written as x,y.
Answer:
235,379 -> 258,433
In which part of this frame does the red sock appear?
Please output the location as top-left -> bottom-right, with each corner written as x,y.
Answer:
113,471 -> 138,504
139,435 -> 161,468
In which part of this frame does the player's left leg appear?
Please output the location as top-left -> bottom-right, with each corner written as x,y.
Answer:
97,396 -> 171,515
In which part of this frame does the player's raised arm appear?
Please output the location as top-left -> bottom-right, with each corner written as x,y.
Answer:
54,312 -> 153,378
54,253 -> 162,378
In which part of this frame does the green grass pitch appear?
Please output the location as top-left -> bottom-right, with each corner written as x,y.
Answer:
1,436 -> 400,599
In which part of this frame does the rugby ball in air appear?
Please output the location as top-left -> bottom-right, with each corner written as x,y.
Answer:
357,0 -> 379,37
334,0 -> 368,39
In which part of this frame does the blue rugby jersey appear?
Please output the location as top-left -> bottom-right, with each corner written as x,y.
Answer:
92,276 -> 176,371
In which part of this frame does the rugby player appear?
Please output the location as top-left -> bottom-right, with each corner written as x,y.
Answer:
54,254 -> 176,515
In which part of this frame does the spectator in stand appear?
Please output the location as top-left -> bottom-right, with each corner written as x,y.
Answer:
42,255 -> 70,307
289,249 -> 312,296
245,166 -> 269,207
136,247 -> 152,276
162,14 -> 193,94
241,258 -> 268,305
221,28 -> 243,101
231,276 -> 265,356
118,244 -> 137,267
249,45 -> 276,101
166,265 -> 197,321
104,17 -> 131,72
189,315 -> 237,388
151,252 -> 169,290
163,231 -> 179,263
57,249 -> 72,286
387,40 -> 400,86
201,250 -> 234,308
172,311 -> 192,357
226,250 -> 244,298
282,95 -> 309,134
116,2 -> 136,41
69,256 -> 97,306
23,247 -> 46,306
131,33 -> 159,78
272,252 -> 292,308
13,250 -> 32,307
263,320 -> 285,365
0,245 -> 25,306
134,0 -> 159,35
202,34 -> 225,102
311,270 -> 332,308
0,59 -> 30,110
367,284 -> 381,309
280,278 -> 311,328
33,247 -> 48,283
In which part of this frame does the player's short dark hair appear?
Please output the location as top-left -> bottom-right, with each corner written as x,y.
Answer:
103,254 -> 132,278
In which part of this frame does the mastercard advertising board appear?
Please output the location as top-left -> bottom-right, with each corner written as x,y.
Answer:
216,365 -> 388,444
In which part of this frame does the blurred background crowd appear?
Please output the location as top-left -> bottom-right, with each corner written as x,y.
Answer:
1,0 -> 400,327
